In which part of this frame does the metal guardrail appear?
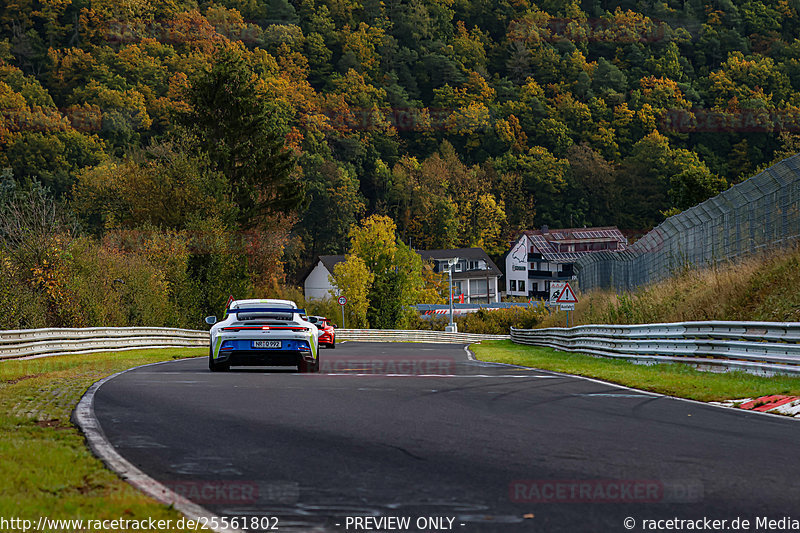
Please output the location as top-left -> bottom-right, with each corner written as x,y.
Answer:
337,329 -> 509,344
0,327 -> 507,360
511,321 -> 800,375
0,327 -> 209,360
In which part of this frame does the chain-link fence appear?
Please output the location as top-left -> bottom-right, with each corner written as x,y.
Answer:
575,154 -> 800,291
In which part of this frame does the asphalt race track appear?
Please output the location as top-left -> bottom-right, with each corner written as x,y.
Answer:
92,342 -> 800,533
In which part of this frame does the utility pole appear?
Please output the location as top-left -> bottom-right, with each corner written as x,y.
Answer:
445,257 -> 459,332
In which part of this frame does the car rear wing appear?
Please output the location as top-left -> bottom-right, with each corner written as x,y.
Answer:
226,308 -> 306,314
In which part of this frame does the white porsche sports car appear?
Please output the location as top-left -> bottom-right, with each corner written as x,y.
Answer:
205,299 -> 320,372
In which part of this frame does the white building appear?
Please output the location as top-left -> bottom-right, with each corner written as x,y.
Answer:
505,226 -> 627,299
303,255 -> 345,300
419,248 -> 502,304
302,248 -> 502,303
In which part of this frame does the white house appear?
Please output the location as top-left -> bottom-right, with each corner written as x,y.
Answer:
505,226 -> 627,299
303,255 -> 345,300
419,248 -> 502,304
302,248 -> 502,303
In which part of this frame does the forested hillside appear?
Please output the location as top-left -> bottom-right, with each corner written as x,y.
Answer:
0,0 -> 798,327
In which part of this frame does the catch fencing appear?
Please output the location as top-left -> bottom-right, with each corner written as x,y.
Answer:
576,154 -> 800,291
511,321 -> 800,375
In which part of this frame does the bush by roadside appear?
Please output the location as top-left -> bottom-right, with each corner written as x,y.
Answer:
409,304 -> 547,335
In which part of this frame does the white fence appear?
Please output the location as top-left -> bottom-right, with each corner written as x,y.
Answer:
511,321 -> 800,375
0,327 -> 209,360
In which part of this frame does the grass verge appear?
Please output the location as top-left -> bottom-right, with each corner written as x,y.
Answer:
472,340 -> 800,402
0,348 -> 207,527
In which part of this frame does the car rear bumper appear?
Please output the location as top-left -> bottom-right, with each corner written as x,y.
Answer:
212,337 -> 317,366
218,350 -> 308,366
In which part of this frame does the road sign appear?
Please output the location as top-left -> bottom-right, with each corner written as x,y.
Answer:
549,282 -> 566,306
559,303 -> 575,311
555,282 -> 578,304
338,296 -> 347,306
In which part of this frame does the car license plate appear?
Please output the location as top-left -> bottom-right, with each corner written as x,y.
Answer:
252,340 -> 281,349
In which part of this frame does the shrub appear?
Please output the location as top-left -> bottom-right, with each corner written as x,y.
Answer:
408,305 -> 547,334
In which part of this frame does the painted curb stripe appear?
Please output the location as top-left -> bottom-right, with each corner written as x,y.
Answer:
73,359 -> 242,533
737,395 -> 800,413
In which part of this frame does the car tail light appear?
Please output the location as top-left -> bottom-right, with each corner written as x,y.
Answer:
221,326 -> 310,332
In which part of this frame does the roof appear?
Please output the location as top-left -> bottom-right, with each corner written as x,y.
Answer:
302,248 -> 501,281
318,255 -> 346,272
419,248 -> 502,276
519,227 -> 628,263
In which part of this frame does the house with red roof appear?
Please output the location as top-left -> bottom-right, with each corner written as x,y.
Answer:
505,226 -> 628,300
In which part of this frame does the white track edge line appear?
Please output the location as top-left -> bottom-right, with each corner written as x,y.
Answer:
465,343 -> 800,423
73,359 -> 242,533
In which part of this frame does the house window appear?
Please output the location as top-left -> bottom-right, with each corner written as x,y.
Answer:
470,279 -> 487,295
518,280 -> 525,293
509,280 -> 516,292
454,262 -> 462,272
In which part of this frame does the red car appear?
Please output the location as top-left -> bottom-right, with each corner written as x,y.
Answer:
307,316 -> 337,348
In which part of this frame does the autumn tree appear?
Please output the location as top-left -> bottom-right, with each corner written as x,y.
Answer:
342,215 -> 427,328
329,255 -> 372,328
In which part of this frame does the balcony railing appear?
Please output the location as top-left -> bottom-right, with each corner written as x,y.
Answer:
529,269 -> 575,279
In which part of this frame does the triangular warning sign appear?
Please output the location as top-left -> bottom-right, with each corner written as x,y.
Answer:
555,282 -> 578,303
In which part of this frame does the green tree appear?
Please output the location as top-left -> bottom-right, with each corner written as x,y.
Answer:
346,215 -> 426,328
667,149 -> 728,212
494,146 -> 571,227
296,156 -> 365,258
183,49 -> 302,227
329,255 -> 373,328
71,141 -> 234,232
